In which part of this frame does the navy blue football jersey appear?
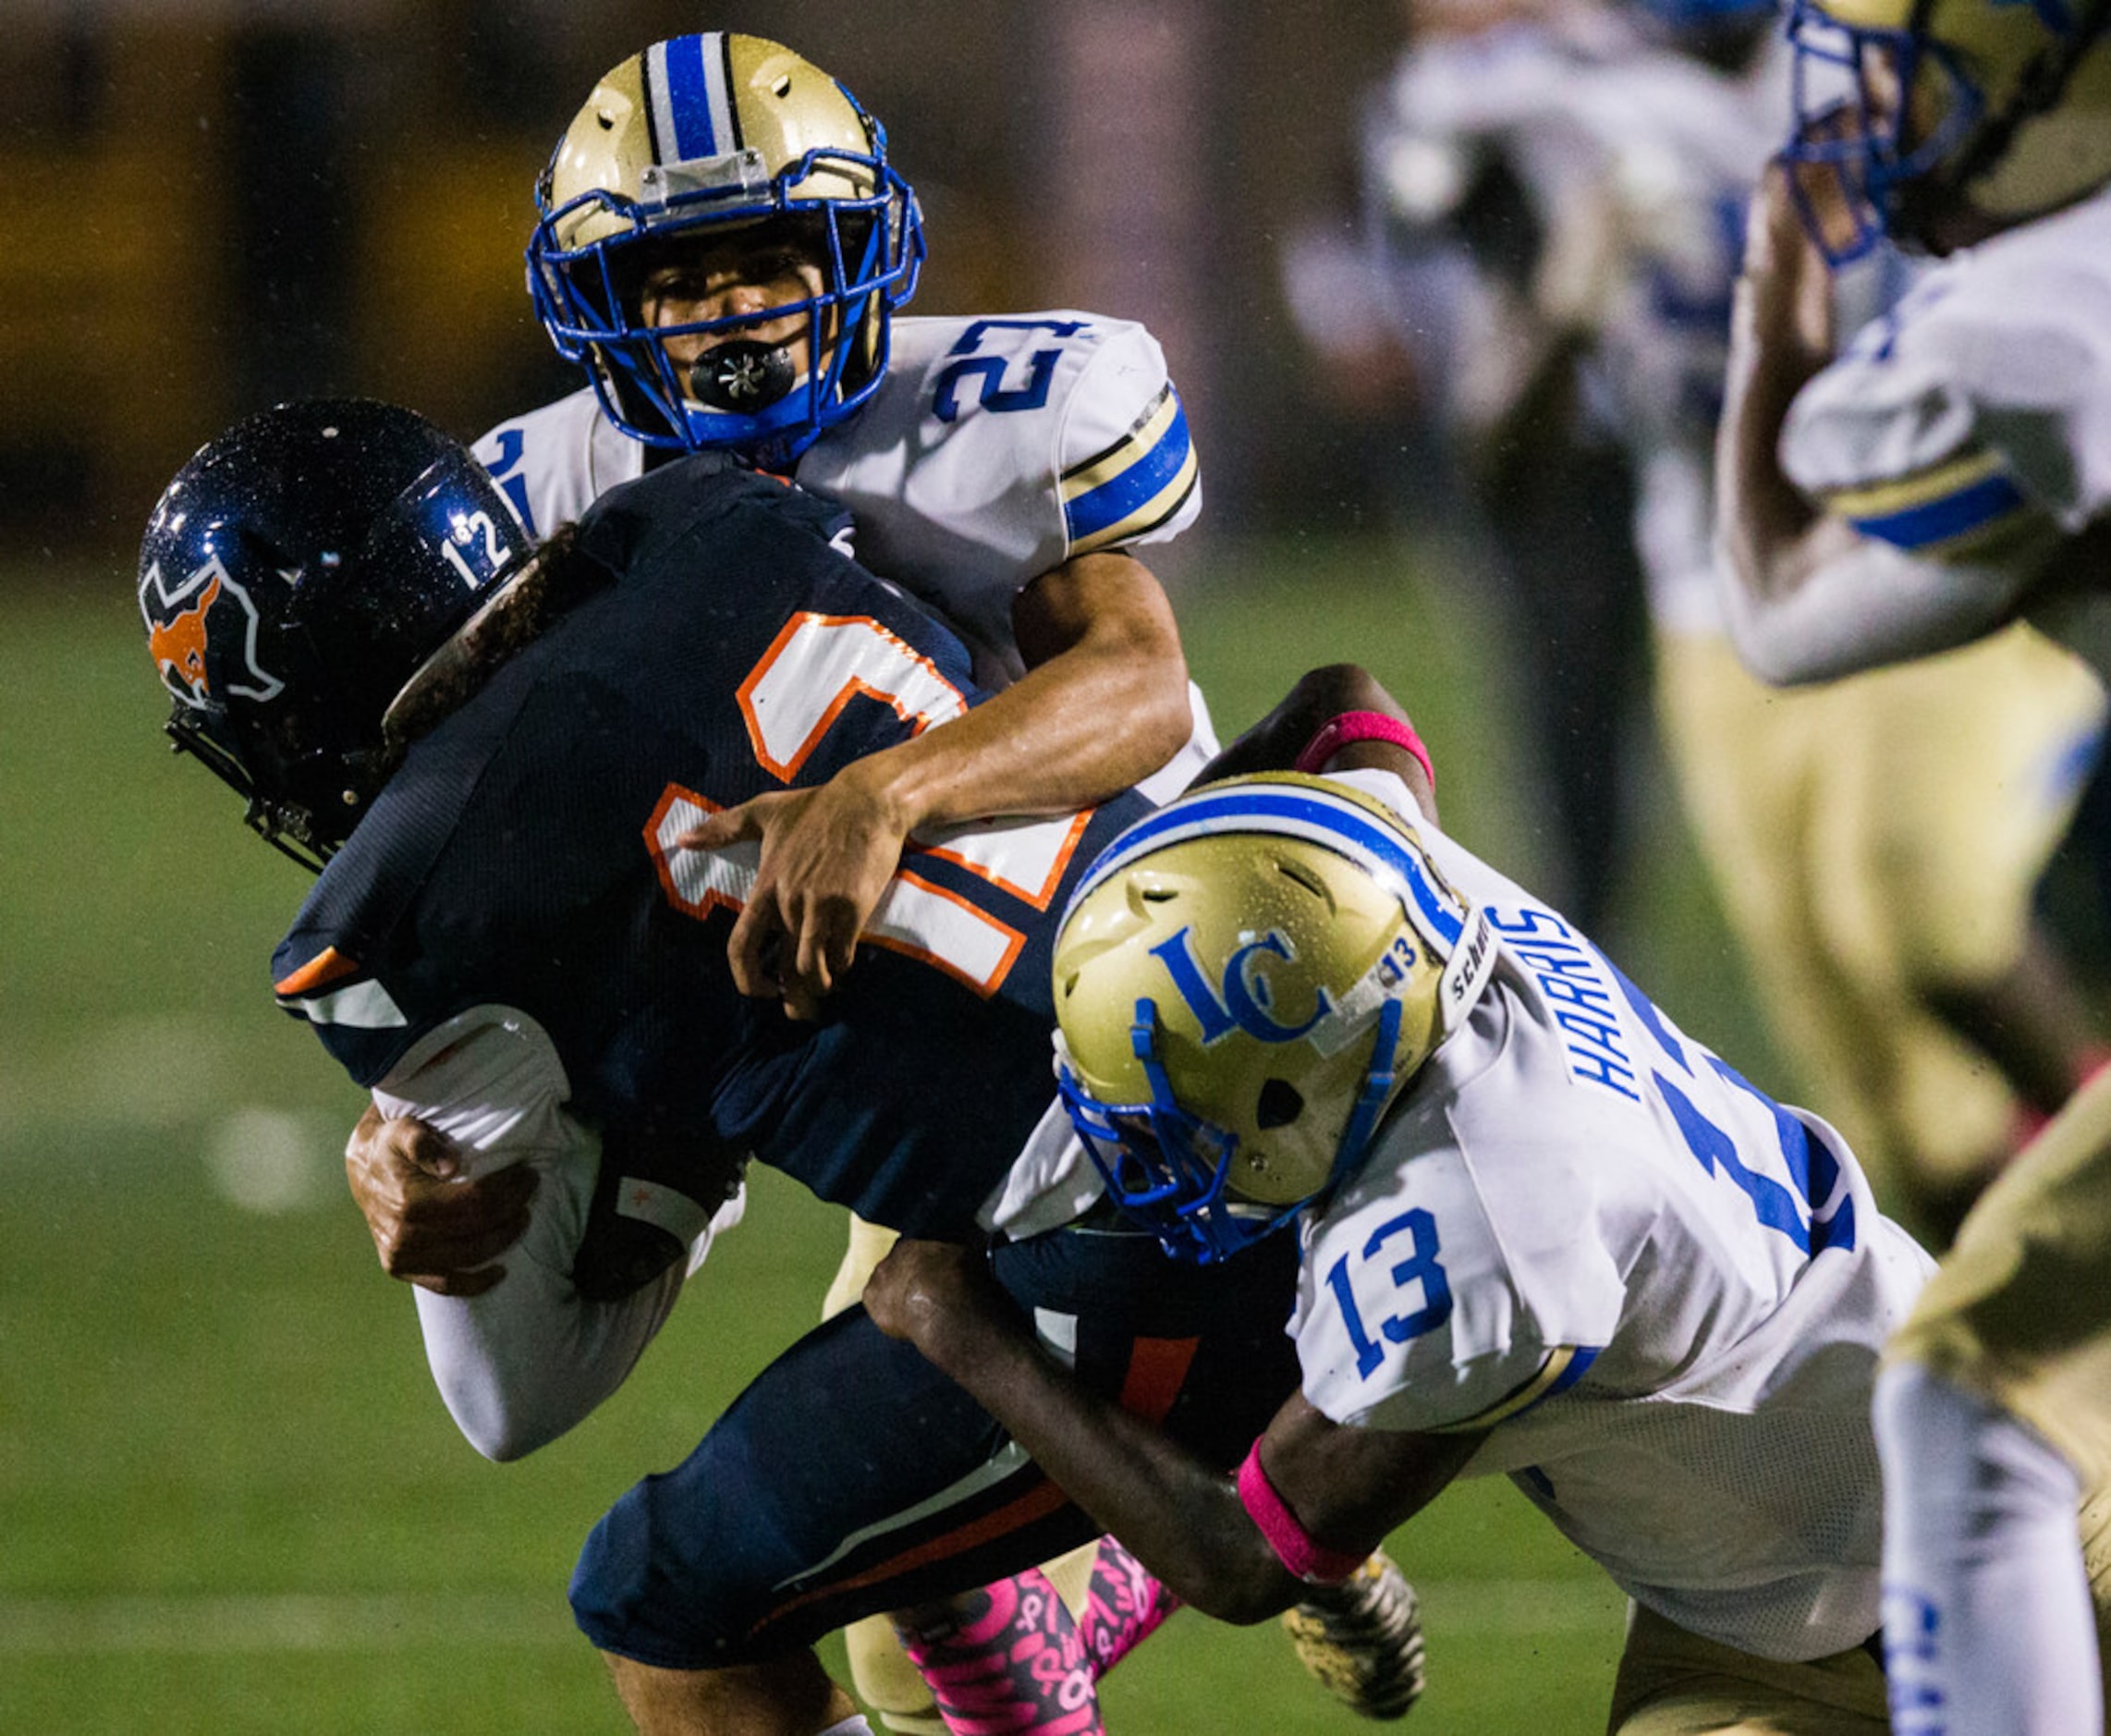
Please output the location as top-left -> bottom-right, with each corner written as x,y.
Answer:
272,454 -> 1151,1239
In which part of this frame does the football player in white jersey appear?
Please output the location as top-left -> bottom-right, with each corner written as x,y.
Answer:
1716,0 -> 2111,1725
865,662 -> 1936,1734
347,31 -> 1411,1734
494,31 -> 1214,1010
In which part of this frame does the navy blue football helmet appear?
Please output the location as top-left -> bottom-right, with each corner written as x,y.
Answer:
139,399 -> 527,868
526,32 -> 924,466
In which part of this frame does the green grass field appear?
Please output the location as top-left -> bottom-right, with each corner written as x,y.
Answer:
1,536 -> 1776,1732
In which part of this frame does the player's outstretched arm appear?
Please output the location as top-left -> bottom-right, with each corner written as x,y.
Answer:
680,550 -> 1192,1019
1714,164 -> 1858,653
1715,165 -> 2047,682
865,1237 -> 1481,1624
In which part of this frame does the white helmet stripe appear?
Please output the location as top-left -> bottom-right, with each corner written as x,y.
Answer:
648,33 -> 740,166
1071,784 -> 1468,954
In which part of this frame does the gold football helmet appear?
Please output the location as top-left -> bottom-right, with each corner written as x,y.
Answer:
528,32 -> 923,460
1784,0 -> 2111,261
1053,775 -> 1498,1263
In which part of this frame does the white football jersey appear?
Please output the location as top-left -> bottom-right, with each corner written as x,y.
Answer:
474,312 -> 1202,691
1782,185 -> 2111,592
1292,786 -> 1934,1660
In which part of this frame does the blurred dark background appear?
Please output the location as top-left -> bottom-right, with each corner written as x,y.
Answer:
0,0 -> 1412,569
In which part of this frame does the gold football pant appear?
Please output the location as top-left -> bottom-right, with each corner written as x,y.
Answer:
1654,623 -> 2105,1216
1607,1604 -> 1886,1734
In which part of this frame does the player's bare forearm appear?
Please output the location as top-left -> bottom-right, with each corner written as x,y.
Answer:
679,551 -> 1190,1016
885,549 -> 1191,829
864,1238 -> 1307,1622
1716,165 -> 1850,622
746,551 -> 1188,851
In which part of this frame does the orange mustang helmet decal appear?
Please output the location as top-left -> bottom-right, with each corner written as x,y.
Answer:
147,570 -> 221,698
139,556 -> 286,710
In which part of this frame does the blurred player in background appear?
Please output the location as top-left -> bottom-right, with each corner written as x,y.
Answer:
1716,0 -> 2111,1720
866,661 -> 1938,1735
1343,0 -> 2108,1246
1347,0 -> 1657,936
346,31 -> 1413,1730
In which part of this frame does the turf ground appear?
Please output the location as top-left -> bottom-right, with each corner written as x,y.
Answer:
1,534 -> 1777,1731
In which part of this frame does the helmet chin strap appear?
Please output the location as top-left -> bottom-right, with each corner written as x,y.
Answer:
688,339 -> 801,413
1330,995 -> 1406,1186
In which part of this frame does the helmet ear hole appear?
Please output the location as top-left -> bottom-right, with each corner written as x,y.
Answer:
1277,859 -> 1331,904
1256,1078 -> 1304,1131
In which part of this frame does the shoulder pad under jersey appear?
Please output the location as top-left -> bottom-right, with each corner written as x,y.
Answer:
794,311 -> 1202,680
1782,196 -> 2111,561
474,386 -> 648,541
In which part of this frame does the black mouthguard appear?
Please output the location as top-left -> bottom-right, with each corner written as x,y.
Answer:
689,340 -> 799,413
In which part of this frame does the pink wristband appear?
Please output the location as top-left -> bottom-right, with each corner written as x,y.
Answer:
1293,710 -> 1434,792
1237,1441 -> 1362,1584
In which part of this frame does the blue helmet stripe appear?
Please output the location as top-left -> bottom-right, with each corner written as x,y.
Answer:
1074,785 -> 1466,949
657,33 -> 721,163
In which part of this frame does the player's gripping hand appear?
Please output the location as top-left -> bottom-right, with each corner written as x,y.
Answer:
862,1236 -> 1023,1374
677,761 -> 910,1021
344,1104 -> 537,1297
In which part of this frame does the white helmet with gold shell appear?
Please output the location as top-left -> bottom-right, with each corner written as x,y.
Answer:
1783,0 -> 2111,261
528,32 -> 924,462
1052,775 -> 1499,1263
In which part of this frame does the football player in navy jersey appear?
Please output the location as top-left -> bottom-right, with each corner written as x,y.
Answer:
386,39 -> 1214,1731
139,398 -> 1311,1736
354,32 -> 1419,1732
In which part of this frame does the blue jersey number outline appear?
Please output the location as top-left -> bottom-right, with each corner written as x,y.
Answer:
1606,959 -> 1855,1255
482,428 -> 536,535
932,319 -> 1089,424
1326,1206 -> 1454,1379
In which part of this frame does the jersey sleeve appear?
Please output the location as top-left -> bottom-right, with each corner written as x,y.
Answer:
471,387 -> 644,542
1056,322 -> 1202,557
371,1007 -> 741,1461
1292,1072 -> 1628,1435
1781,228 -> 2111,564
791,312 -> 1204,688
